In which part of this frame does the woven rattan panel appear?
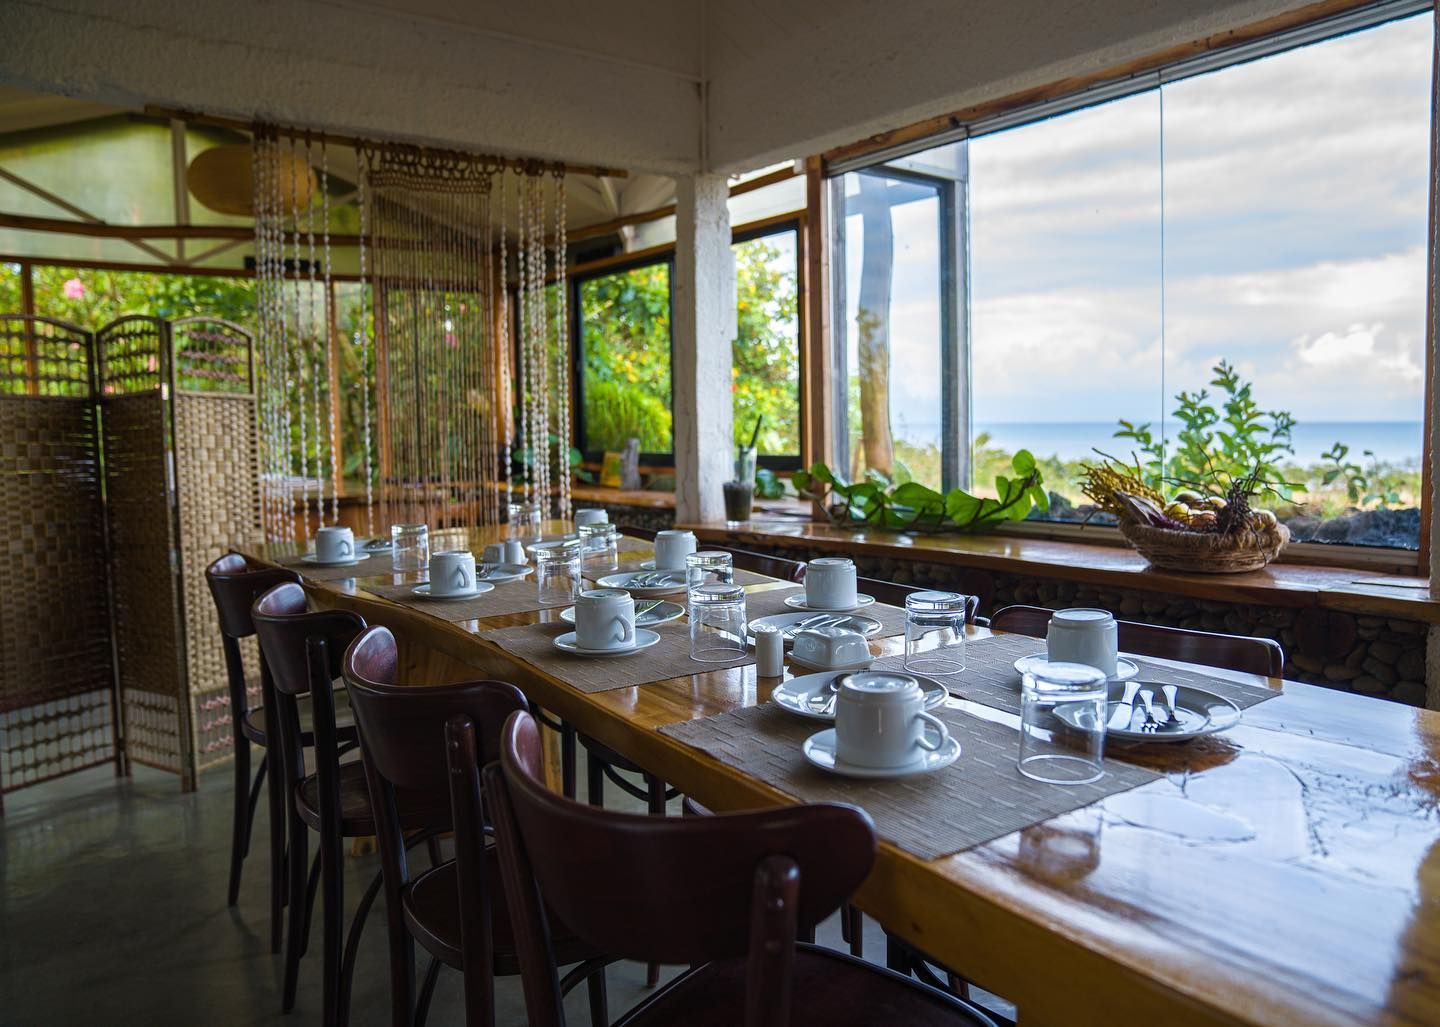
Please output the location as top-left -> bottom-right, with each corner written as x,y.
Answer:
104,393 -> 185,775
175,392 -> 261,770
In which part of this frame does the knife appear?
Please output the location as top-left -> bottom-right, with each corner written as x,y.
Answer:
1108,679 -> 1142,730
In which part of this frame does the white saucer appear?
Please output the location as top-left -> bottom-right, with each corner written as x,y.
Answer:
748,611 -> 883,646
638,558 -> 688,572
802,728 -> 962,779
786,650 -> 875,674
410,582 -> 495,600
552,628 -> 662,657
1013,653 -> 1140,684
596,570 -> 689,596
478,563 -> 534,584
784,593 -> 877,612
302,553 -> 368,567
560,601 -> 684,627
773,671 -> 948,721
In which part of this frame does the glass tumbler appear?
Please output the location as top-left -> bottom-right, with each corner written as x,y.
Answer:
689,583 -> 748,663
903,591 -> 971,677
1017,661 -> 1109,785
685,550 -> 734,593
390,523 -> 429,573
507,500 -> 543,541
578,522 -> 618,576
535,541 -> 582,607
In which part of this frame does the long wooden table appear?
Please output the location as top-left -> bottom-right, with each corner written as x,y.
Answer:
240,524 -> 1440,1027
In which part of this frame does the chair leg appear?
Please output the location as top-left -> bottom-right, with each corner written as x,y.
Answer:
645,774 -> 665,988
561,721 -> 578,799
282,821 -> 311,1012
846,905 -> 864,958
338,870 -> 385,1027
265,745 -> 287,954
587,750 -> 605,807
586,965 -> 609,1027
415,958 -> 442,1027
320,825 -> 344,1027
227,737 -> 252,907
426,835 -> 444,868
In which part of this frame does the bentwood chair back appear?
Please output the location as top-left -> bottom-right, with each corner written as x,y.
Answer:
989,604 -> 1284,678
203,554 -> 301,941
717,547 -> 807,583
479,709 -> 996,1027
251,583 -> 367,1026
343,626 -> 610,1027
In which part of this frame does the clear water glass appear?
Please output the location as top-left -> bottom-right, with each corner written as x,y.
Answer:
535,541 -> 582,607
1018,661 -> 1109,785
689,582 -> 748,663
578,522 -> 618,575
686,550 -> 734,593
390,523 -> 429,572
507,500 -> 543,541
903,591 -> 971,677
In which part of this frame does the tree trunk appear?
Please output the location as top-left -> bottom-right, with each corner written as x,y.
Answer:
854,175 -> 894,477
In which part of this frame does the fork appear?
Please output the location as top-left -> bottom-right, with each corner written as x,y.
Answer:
1138,689 -> 1160,732
806,672 -> 852,716
634,599 -> 665,620
783,614 -> 842,638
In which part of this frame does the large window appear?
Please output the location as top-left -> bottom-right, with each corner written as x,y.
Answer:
834,7 -> 1432,550
734,224 -> 802,463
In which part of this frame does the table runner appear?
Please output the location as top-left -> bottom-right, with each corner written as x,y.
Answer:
481,621 -> 754,693
660,703 -> 1159,860
740,587 -> 910,640
280,551 -> 388,582
366,579 -> 556,621
871,631 -> 1280,715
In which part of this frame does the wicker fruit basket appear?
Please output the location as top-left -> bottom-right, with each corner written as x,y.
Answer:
1120,520 -> 1290,574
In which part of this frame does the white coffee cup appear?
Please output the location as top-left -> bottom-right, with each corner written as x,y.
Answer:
834,672 -> 950,769
653,529 -> 697,571
574,588 -> 636,650
574,508 -> 609,528
481,542 -> 507,565
314,526 -> 355,563
804,557 -> 858,610
429,551 -> 477,596
1046,608 -> 1119,678
503,539 -> 528,565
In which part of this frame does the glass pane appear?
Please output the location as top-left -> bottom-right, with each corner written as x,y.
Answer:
0,262 -> 20,313
733,229 -> 800,456
29,266 -> 256,330
969,91 -> 1163,518
578,261 -> 672,453
1161,13 -> 1431,549
839,170 -> 944,489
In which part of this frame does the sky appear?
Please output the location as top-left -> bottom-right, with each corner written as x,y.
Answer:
842,12 -> 1433,460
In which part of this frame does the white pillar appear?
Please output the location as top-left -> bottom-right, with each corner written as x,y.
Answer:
672,173 -> 735,525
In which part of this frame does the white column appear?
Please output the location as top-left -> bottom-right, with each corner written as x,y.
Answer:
672,174 -> 735,524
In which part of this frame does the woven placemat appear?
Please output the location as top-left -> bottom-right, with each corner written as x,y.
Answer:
742,587 -> 909,640
871,632 -> 1280,715
366,578 -> 554,622
660,703 -> 1159,860
481,621 -> 754,693
281,551 -> 388,582
585,566 -> 776,588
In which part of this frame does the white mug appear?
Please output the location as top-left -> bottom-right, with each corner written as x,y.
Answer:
574,508 -> 610,528
429,551 -> 477,596
314,526 -> 355,563
1046,608 -> 1119,678
503,539 -> 528,565
834,672 -> 950,769
804,557 -> 858,610
654,529 -> 697,571
481,542 -> 507,565
574,588 -> 636,650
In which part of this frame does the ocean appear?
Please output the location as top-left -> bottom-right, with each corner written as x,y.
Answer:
891,421 -> 1425,466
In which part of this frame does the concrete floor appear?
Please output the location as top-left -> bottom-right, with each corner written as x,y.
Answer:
1,761 -> 973,1026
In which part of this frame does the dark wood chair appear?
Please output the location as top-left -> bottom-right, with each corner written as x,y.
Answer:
251,583 -> 375,1026
716,546 -> 807,582
476,708 -> 997,1027
989,604 -> 1284,677
858,572 -> 994,619
203,553 -> 303,950
343,626 -> 610,1027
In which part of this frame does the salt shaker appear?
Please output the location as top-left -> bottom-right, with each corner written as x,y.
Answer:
755,624 -> 784,677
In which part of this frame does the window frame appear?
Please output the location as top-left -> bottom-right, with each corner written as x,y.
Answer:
732,216 -> 806,472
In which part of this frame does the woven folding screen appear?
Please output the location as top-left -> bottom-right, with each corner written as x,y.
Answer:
0,316 -> 121,808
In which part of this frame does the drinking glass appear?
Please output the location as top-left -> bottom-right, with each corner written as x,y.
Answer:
390,523 -> 429,573
1017,661 -> 1109,785
689,583 -> 748,663
535,541 -> 582,607
685,550 -> 734,593
578,522 -> 618,575
507,500 -> 543,541
903,591 -> 971,677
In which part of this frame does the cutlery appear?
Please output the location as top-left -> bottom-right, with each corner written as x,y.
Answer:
1108,680 -> 1141,730
634,599 -> 664,619
783,614 -> 843,638
1160,685 -> 1179,726
477,563 -> 497,580
1138,689 -> 1160,732
806,672 -> 852,716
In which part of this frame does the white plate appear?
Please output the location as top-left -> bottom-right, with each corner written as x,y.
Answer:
410,582 -> 495,600
786,650 -> 875,674
1013,653 -> 1140,684
1058,680 -> 1242,742
552,628 -> 662,658
747,611 -> 883,646
361,538 -> 393,553
773,671 -> 948,722
802,728 -> 962,779
637,558 -> 689,572
596,570 -> 689,596
478,563 -> 534,584
302,553 -> 370,567
560,601 -> 684,627
783,593 -> 877,612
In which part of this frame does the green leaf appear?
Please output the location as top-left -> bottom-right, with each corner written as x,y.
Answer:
945,490 -> 982,524
1011,449 -> 1036,476
808,463 -> 836,486
890,482 -> 944,511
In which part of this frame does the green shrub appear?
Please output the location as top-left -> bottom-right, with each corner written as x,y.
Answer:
583,378 -> 673,452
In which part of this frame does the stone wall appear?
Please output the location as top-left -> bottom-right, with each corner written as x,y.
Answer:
720,538 -> 1428,709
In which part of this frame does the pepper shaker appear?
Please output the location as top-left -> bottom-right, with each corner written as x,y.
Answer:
755,624 -> 784,677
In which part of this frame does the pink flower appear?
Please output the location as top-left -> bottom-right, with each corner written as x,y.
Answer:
445,333 -> 458,348
62,277 -> 86,300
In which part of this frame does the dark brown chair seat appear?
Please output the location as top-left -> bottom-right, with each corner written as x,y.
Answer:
243,688 -> 354,744
292,759 -> 443,837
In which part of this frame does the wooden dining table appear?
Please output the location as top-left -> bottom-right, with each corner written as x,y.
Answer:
238,523 -> 1440,1027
